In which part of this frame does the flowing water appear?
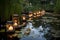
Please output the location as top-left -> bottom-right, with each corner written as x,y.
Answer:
20,22 -> 51,40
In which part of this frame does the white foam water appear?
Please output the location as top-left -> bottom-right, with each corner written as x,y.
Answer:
20,22 -> 51,40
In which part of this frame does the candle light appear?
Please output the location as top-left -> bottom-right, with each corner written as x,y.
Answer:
29,13 -> 33,17
22,16 -> 26,20
39,11 -> 41,13
22,14 -> 26,21
37,15 -> 40,17
33,16 -> 36,18
14,20 -> 18,23
6,21 -> 13,31
33,13 -> 36,15
29,18 -> 32,20
8,25 -> 13,31
37,12 -> 39,15
13,22 -> 18,26
12,14 -> 20,26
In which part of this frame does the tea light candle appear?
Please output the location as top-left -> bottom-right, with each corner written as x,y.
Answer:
13,22 -> 18,26
22,16 -> 26,20
8,26 -> 13,31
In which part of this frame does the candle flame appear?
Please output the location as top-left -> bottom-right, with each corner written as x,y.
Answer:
34,13 -> 36,15
8,26 -> 13,31
29,14 -> 33,17
14,23 -> 18,26
23,17 -> 26,20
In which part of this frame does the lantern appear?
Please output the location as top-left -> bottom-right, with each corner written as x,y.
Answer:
33,13 -> 37,18
33,16 -> 36,18
36,12 -> 39,17
37,15 -> 40,17
29,17 -> 33,20
12,14 -> 20,27
12,14 -> 19,20
28,12 -> 33,21
29,13 -> 33,17
33,13 -> 36,15
37,12 -> 39,15
22,14 -> 26,20
23,17 -> 26,20
39,11 -> 41,13
6,21 -> 14,31
36,11 -> 41,17
8,25 -> 13,31
13,22 -> 18,26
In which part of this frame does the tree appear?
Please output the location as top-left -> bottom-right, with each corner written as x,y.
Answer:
54,0 -> 60,14
4,0 -> 24,20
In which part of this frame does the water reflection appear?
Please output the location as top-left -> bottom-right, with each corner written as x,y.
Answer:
20,22 -> 51,40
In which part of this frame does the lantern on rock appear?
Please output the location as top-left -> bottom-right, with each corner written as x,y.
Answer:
12,14 -> 20,27
33,13 -> 37,18
22,14 -> 26,21
28,11 -> 33,17
6,21 -> 14,31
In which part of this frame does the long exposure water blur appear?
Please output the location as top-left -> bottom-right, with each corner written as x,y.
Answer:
20,22 -> 52,40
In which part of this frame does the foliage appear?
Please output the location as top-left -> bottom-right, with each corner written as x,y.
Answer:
4,0 -> 24,20
54,0 -> 60,14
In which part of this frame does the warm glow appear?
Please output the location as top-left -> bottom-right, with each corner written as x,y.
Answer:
8,26 -> 13,31
29,18 -> 32,20
37,12 -> 39,15
33,16 -> 36,18
33,13 -> 36,15
37,15 -> 40,17
6,24 -> 9,28
39,11 -> 41,13
22,16 -> 26,20
38,15 -> 40,16
29,14 -> 33,17
13,22 -> 18,26
14,20 -> 18,23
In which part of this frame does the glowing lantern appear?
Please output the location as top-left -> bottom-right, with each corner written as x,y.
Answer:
37,12 -> 39,15
33,13 -> 36,15
8,25 -> 13,31
22,14 -> 26,20
39,11 -> 41,13
13,19 -> 18,27
29,13 -> 33,17
13,22 -> 18,26
23,17 -> 26,20
37,15 -> 40,17
29,11 -> 33,17
6,21 -> 14,31
33,16 -> 36,18
33,13 -> 37,18
29,18 -> 32,20
14,20 -> 18,23
12,14 -> 20,27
